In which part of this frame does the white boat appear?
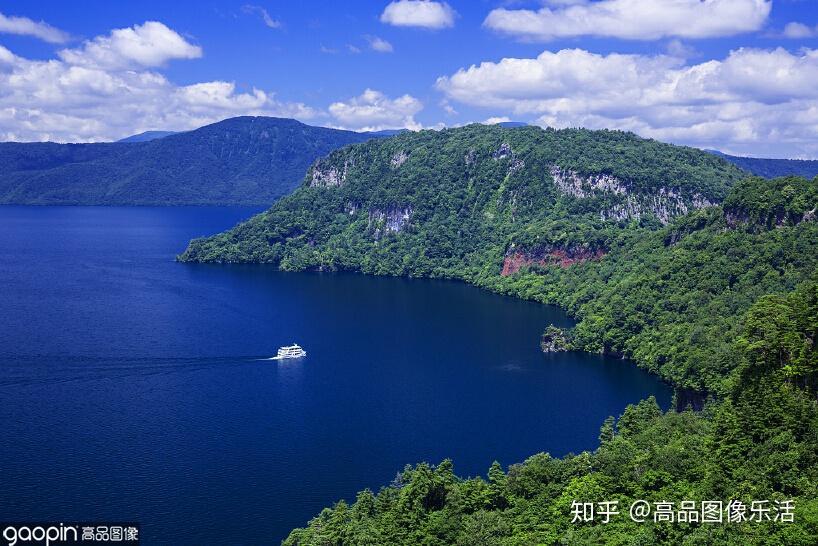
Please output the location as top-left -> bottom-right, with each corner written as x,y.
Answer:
272,343 -> 306,360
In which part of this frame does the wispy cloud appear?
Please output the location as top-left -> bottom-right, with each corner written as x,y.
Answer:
0,11 -> 71,43
241,5 -> 282,29
365,35 -> 393,53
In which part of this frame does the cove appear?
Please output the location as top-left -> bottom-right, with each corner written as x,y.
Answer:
0,206 -> 672,545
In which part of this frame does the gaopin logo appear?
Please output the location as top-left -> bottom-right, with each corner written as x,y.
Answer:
0,523 -> 138,546
2,524 -> 78,546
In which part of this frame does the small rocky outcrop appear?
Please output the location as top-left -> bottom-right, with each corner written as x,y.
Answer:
390,151 -> 409,168
509,157 -> 525,174
541,326 -> 572,353
310,158 -> 352,188
493,143 -> 513,160
490,143 -> 525,175
550,166 -> 627,197
368,206 -> 413,239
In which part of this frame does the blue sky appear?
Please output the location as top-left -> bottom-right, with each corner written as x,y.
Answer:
1,1 -> 818,157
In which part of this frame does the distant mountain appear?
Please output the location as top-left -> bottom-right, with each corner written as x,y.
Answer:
707,149 -> 818,179
363,129 -> 409,137
495,121 -> 528,128
117,130 -> 179,143
0,117 -> 383,205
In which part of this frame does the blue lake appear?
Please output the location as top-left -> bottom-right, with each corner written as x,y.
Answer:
0,206 -> 671,544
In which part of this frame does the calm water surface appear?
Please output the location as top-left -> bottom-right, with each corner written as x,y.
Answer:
0,206 -> 671,544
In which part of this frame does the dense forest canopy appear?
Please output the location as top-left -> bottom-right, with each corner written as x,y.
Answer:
178,124 -> 818,544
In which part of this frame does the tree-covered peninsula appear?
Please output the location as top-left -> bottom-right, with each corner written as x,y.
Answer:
179,125 -> 818,544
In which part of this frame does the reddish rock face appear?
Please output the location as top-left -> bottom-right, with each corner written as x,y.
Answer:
501,248 -> 606,276
501,252 -> 530,276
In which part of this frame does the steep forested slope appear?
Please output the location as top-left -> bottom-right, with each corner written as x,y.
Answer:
180,124 -> 745,270
0,117 -> 378,205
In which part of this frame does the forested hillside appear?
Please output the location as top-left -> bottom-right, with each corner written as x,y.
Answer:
180,124 -> 745,270
0,117 -> 378,205
179,124 -> 818,544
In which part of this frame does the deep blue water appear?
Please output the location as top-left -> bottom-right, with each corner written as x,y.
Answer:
0,206 -> 672,545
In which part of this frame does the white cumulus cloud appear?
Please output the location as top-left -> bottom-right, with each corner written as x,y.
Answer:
0,11 -> 70,43
380,1 -> 455,29
484,0 -> 771,41
0,22 -> 318,142
436,47 -> 818,157
57,21 -> 202,69
328,89 -> 422,131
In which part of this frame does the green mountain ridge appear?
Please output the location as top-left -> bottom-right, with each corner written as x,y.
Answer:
0,117 -> 380,205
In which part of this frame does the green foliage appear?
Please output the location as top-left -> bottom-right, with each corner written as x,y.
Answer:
0,117 -> 378,205
541,194 -> 818,393
722,176 -> 818,229
282,281 -> 818,545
